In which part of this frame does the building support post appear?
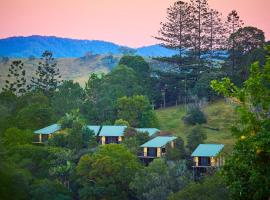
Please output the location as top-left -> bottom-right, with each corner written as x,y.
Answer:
39,134 -> 42,143
101,136 -> 106,145
157,148 -> 161,157
143,147 -> 147,157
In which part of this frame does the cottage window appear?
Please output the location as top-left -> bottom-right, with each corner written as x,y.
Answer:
199,157 -> 211,166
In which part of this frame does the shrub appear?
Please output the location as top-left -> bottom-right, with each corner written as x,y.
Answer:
124,127 -> 137,138
182,107 -> 207,125
114,119 -> 130,126
168,175 -> 229,200
186,126 -> 207,153
166,137 -> 186,161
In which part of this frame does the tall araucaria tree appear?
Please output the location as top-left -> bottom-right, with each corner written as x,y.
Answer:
190,0 -> 211,62
226,10 -> 244,72
3,60 -> 27,96
155,0 -> 227,107
189,0 -> 226,64
155,1 -> 192,66
29,51 -> 61,94
156,0 -> 226,68
205,9 -> 227,63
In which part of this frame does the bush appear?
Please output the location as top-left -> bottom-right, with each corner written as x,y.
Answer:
168,175 -> 229,200
186,126 -> 207,153
166,137 -> 186,161
2,128 -> 33,148
48,133 -> 68,148
77,144 -> 140,200
30,179 -> 72,200
114,119 -> 130,126
124,127 -> 137,138
182,107 -> 207,125
122,131 -> 149,155
16,104 -> 56,130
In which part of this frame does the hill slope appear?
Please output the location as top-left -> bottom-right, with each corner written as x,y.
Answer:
0,35 -> 128,58
0,35 -> 177,58
155,100 -> 236,153
0,55 -> 121,87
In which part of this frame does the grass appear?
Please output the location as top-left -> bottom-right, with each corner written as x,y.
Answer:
155,100 -> 236,153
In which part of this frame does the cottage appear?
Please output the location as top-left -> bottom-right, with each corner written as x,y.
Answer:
34,124 -> 61,143
87,125 -> 101,136
99,125 -> 127,144
34,124 -> 101,143
191,144 -> 224,177
135,128 -> 160,136
140,136 -> 177,159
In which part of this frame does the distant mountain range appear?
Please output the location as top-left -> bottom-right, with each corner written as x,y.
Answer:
0,35 -> 177,58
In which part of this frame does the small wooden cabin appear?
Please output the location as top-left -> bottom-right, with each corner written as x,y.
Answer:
34,124 -> 61,143
87,125 -> 101,136
99,125 -> 127,145
34,124 -> 101,143
191,144 -> 224,177
139,136 -> 177,160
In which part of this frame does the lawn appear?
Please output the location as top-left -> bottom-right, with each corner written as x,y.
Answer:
155,100 -> 236,153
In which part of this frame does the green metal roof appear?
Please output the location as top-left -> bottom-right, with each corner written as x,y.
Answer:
191,144 -> 224,157
136,128 -> 160,136
87,125 -> 101,136
34,124 -> 61,135
141,136 -> 177,148
99,125 -> 127,137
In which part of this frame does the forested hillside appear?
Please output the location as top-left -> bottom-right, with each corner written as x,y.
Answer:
0,35 -> 177,58
1,0 -> 270,199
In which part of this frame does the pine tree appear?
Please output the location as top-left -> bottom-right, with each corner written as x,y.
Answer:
155,1 -> 192,66
29,51 -> 61,93
156,0 -> 226,69
206,9 -> 227,62
155,0 -> 226,106
189,0 -> 211,62
226,10 -> 244,72
3,60 -> 27,96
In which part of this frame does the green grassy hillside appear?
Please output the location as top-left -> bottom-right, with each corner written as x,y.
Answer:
155,100 -> 236,153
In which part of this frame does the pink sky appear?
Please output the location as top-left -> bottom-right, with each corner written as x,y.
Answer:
1,0 -> 269,47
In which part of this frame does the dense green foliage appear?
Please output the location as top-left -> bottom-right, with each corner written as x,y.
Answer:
52,80 -> 85,117
168,175 -> 230,200
1,0 -> 269,199
2,128 -> 33,147
211,46 -> 270,199
130,159 -> 191,200
117,95 -> 158,127
0,52 -> 163,200
76,144 -> 141,200
30,179 -> 72,200
186,125 -> 207,153
165,137 -> 186,161
122,129 -> 150,154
